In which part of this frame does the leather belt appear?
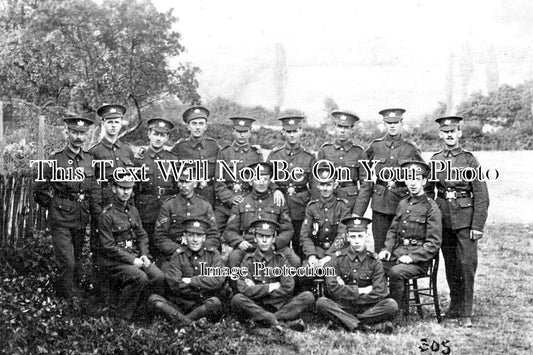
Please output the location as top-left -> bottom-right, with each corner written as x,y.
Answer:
55,191 -> 86,202
140,187 -> 176,196
437,189 -> 472,200
338,182 -> 356,188
278,185 -> 307,196
117,239 -> 134,248
399,237 -> 424,246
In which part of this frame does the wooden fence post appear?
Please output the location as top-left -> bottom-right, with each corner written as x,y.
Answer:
38,114 -> 45,160
0,100 -> 4,175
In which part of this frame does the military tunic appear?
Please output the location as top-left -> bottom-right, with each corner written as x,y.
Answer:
98,195 -> 164,319
316,247 -> 398,330
317,140 -> 372,212
224,190 -> 299,267
267,144 -> 315,258
214,141 -> 263,232
382,193 -> 442,306
153,193 -> 220,264
34,146 -> 101,297
430,146 -> 489,317
171,136 -> 219,205
356,134 -> 423,252
231,248 -> 314,325
300,196 -> 350,259
134,147 -> 178,244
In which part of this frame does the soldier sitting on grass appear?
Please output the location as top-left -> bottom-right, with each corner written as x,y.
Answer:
149,218 -> 225,330
316,217 -> 398,333
231,219 -> 315,331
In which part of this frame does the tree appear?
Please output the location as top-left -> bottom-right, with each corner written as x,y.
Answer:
0,0 -> 200,123
273,42 -> 287,115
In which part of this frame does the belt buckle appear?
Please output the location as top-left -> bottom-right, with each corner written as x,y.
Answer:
233,183 -> 242,193
403,239 -> 410,246
323,242 -> 331,248
158,187 -> 165,195
410,239 -> 418,246
445,191 -> 457,199
77,193 -> 85,202
387,180 -> 396,189
125,240 -> 133,248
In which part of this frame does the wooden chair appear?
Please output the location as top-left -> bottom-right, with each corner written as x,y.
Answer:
402,254 -> 442,323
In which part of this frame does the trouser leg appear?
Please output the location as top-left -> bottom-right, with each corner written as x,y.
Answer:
231,293 -> 276,325
442,228 -> 463,313
456,228 -> 477,317
388,263 -> 427,307
372,211 -> 394,253
316,296 -> 360,331
187,297 -> 223,321
51,225 -> 76,298
274,291 -> 315,321
357,298 -> 398,325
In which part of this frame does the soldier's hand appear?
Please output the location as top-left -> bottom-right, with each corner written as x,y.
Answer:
318,256 -> 331,267
268,282 -> 281,292
308,256 -> 319,268
336,276 -> 345,286
378,250 -> 391,261
398,255 -> 413,264
470,230 -> 483,241
140,255 -> 151,269
244,278 -> 255,286
182,277 -> 192,284
133,258 -> 144,269
134,146 -> 146,159
239,240 -> 253,251
232,195 -> 244,205
273,190 -> 286,206
358,285 -> 373,294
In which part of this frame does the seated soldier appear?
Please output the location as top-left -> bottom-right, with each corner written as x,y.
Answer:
224,162 -> 300,268
316,217 -> 398,333
231,219 -> 315,331
153,167 -> 219,271
148,218 -> 224,328
300,166 -> 350,288
98,173 -> 164,320
378,160 -> 442,308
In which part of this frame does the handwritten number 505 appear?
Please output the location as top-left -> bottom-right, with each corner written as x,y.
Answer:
419,338 -> 451,354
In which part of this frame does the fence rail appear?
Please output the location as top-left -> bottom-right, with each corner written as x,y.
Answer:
0,172 -> 47,247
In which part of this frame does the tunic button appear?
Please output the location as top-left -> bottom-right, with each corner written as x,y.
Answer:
325,208 -> 328,211
406,210 -> 410,213
325,228 -> 329,232
340,156 -> 343,160
194,256 -> 197,259
391,156 -> 394,159
325,219 -> 328,222
187,212 -> 190,216
403,221 -> 407,224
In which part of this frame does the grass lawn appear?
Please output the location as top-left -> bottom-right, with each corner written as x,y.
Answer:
1,222 -> 531,354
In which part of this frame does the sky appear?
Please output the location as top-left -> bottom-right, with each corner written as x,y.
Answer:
152,0 -> 533,125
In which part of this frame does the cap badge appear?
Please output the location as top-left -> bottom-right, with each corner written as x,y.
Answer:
239,120 -> 245,126
193,221 -> 200,227
354,219 -> 361,225
262,223 -> 270,230
444,119 -> 451,125
339,115 -> 346,120
109,108 -> 117,113
388,112 -> 396,117
77,120 -> 84,126
194,109 -> 200,113
288,119 -> 295,125
158,122 -> 165,127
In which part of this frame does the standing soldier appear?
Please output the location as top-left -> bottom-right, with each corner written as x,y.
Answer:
224,162 -> 300,268
355,108 -> 423,253
231,219 -> 315,331
378,160 -> 442,309
317,111 -> 371,213
89,104 -> 136,263
134,118 -> 178,248
316,217 -> 398,333
98,173 -> 164,320
430,116 -> 489,328
267,116 -> 315,259
149,218 -> 224,328
171,106 -> 219,206
215,117 -> 263,234
34,115 -> 101,299
153,167 -> 219,271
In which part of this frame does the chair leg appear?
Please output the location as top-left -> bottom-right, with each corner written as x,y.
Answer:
403,280 -> 410,319
432,277 -> 442,323
413,279 -> 423,318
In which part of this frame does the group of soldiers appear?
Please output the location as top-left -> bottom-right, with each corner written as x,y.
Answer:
34,103 -> 489,332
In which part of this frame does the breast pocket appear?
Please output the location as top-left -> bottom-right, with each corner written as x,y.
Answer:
408,214 -> 427,237
240,206 -> 257,229
357,271 -> 373,287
